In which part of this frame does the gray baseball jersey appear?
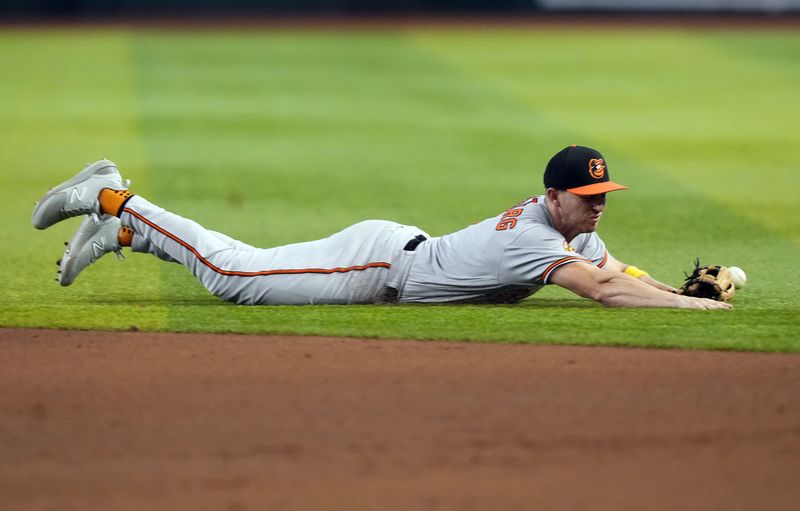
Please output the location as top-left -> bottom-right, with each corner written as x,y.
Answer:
399,196 -> 608,303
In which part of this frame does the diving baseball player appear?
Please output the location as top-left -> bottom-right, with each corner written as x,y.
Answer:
31,145 -> 730,310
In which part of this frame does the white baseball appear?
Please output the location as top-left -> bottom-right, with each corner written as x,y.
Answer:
729,266 -> 747,289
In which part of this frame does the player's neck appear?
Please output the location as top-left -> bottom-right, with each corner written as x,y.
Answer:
546,201 -> 580,241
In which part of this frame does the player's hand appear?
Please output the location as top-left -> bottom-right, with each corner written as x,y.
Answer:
680,296 -> 733,310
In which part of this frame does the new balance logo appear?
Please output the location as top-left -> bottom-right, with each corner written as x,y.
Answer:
69,187 -> 85,204
91,240 -> 105,259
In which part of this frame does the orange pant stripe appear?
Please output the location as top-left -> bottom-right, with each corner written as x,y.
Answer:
123,207 -> 392,277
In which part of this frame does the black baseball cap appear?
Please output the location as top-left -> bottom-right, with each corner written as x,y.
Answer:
544,145 -> 627,196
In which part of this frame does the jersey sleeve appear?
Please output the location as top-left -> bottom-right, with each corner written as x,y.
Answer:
572,232 -> 608,268
498,225 -> 593,286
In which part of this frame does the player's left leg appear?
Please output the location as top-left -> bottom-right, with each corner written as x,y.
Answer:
132,229 -> 256,263
56,215 -> 258,286
57,215 -> 126,286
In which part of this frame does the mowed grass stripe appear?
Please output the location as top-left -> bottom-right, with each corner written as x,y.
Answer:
0,29 -> 167,330
690,31 -> 800,245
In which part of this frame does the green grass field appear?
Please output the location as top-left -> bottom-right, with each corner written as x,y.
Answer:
1,24 -> 798,351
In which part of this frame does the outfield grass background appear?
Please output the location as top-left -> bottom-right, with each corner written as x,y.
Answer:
1,25 -> 798,351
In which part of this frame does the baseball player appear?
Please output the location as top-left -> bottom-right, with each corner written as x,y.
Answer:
32,145 -> 731,310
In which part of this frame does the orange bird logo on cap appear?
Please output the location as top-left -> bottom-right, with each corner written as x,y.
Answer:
588,158 -> 606,179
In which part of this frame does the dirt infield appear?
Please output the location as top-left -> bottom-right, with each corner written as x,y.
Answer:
2,328 -> 799,510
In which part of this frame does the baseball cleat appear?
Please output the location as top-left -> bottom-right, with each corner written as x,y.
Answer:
32,159 -> 127,230
58,215 -> 124,287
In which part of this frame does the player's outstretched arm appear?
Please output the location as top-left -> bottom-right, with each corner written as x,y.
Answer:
549,262 -> 731,310
602,254 -> 677,293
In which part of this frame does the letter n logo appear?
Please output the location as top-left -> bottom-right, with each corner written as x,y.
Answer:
69,187 -> 85,204
91,240 -> 105,259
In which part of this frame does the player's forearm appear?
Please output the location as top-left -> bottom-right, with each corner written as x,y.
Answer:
550,262 -> 730,310
596,273 -> 733,309
595,273 -> 686,308
613,260 -> 740,300
638,274 -> 677,293
616,262 -> 676,293
601,276 -> 730,309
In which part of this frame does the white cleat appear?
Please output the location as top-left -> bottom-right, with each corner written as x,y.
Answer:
58,215 -> 124,287
32,159 -> 127,230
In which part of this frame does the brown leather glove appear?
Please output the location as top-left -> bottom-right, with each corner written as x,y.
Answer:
678,259 -> 736,302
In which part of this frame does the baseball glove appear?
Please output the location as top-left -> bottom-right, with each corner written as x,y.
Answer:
678,259 -> 736,302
